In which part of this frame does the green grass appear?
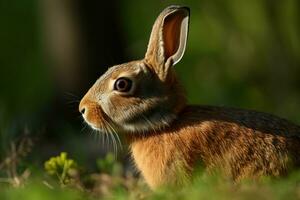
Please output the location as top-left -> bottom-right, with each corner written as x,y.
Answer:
1,149 -> 300,200
0,171 -> 299,200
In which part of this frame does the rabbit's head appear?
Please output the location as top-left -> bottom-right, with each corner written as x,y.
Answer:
79,6 -> 190,133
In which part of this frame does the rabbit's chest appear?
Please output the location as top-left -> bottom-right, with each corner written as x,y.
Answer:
130,137 -> 189,189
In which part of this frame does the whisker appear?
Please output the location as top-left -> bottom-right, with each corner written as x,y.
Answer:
101,128 -> 105,148
87,129 -> 94,140
109,130 -> 117,157
81,123 -> 88,132
92,129 -> 98,142
96,129 -> 102,144
102,131 -> 107,151
112,129 -> 122,151
104,121 -> 118,158
64,92 -> 81,109
103,99 -> 122,156
103,126 -> 111,152
102,125 -> 109,149
64,92 -> 80,99
78,115 -> 84,119
105,120 -> 122,151
108,127 -> 118,157
66,100 -> 80,105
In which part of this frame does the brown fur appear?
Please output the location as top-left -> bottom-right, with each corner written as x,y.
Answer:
128,106 -> 300,188
79,6 -> 300,189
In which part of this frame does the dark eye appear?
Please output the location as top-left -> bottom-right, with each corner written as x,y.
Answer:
114,77 -> 133,92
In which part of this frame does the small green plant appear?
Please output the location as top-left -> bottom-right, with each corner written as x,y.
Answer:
96,152 -> 122,176
44,152 -> 78,185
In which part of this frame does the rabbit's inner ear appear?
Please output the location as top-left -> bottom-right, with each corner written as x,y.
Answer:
163,9 -> 189,66
144,6 -> 190,81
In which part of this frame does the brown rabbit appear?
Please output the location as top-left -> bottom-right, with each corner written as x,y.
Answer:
79,5 -> 300,189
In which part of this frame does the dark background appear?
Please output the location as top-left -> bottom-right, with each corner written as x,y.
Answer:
0,0 -> 299,169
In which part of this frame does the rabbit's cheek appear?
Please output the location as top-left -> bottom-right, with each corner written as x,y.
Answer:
96,96 -> 117,125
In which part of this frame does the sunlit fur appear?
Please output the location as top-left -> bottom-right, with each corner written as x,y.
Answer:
79,60 -> 186,134
79,6 -> 300,190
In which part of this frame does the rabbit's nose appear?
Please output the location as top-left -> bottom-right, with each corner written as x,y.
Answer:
80,108 -> 85,114
79,100 -> 87,115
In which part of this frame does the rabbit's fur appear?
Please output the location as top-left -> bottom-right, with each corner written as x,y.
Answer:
79,6 -> 300,189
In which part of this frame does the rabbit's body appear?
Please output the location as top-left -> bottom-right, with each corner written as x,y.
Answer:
128,105 -> 300,188
79,6 -> 300,189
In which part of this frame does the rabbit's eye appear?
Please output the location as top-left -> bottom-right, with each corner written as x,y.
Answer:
114,77 -> 133,92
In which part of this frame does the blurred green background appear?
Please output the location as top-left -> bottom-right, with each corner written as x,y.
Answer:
0,0 -> 299,169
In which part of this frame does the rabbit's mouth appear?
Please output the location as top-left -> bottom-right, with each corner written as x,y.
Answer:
79,99 -> 119,134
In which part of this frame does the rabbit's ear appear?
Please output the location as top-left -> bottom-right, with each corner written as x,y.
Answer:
144,6 -> 190,81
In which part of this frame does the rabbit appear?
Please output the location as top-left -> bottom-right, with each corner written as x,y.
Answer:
79,5 -> 300,189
